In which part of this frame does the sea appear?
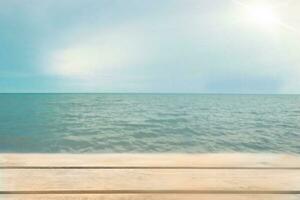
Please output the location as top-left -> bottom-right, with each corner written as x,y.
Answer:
0,94 -> 299,153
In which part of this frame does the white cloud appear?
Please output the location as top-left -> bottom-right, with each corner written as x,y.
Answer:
39,0 -> 300,93
45,26 -> 146,80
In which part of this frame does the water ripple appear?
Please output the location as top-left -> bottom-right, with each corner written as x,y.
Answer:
0,94 -> 299,153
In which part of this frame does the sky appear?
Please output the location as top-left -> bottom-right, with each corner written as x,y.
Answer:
0,0 -> 300,93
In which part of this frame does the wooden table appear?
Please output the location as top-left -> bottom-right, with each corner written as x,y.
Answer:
1,154 -> 300,199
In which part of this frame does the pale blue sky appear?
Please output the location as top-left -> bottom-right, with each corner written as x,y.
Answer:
0,0 -> 300,93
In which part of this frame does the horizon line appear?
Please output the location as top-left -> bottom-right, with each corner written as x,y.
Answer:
0,92 -> 299,95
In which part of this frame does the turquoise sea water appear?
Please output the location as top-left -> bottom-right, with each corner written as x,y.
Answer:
0,94 -> 299,153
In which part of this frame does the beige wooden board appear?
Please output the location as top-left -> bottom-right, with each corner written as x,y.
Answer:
1,194 -> 300,200
1,154 -> 299,200
1,154 -> 300,167
1,169 -> 300,192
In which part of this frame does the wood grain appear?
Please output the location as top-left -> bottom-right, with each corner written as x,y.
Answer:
1,194 -> 300,200
1,169 -> 300,192
1,154 -> 299,200
1,154 -> 300,167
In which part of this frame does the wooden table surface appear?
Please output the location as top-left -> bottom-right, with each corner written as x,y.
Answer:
0,154 -> 300,200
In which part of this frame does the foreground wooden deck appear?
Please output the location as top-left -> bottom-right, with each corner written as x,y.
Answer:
0,154 -> 300,199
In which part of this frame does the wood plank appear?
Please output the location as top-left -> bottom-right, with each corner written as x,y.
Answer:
1,154 -> 300,168
1,169 -> 300,192
1,194 -> 300,200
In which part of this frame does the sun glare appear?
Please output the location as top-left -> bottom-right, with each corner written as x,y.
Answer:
235,0 -> 283,31
245,4 -> 280,28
